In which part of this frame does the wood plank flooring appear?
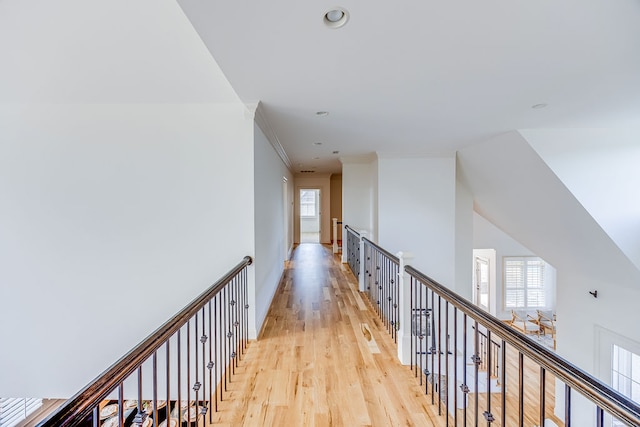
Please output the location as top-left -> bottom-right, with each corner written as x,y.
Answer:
207,244 -> 448,427
206,243 -> 564,427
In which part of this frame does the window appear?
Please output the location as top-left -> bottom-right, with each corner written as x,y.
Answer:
300,190 -> 317,217
612,345 -> 640,426
504,257 -> 546,309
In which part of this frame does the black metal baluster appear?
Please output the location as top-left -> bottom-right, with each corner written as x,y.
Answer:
234,276 -> 239,366
153,351 -> 158,425
438,295 -> 442,416
243,267 -> 249,353
201,306 -> 207,420
118,383 -> 123,427
445,300 -> 449,426
519,352 -> 524,427
540,367 -> 546,427
166,338 -> 171,426
214,295 -> 219,411
177,329 -> 182,425
395,263 -> 399,343
136,367 -> 143,426
187,320 -> 191,414
431,289 -> 435,403
219,288 -> 224,402
474,321 -> 479,427
194,308 -> 199,423
463,314 -> 468,426
453,307 -> 458,427
486,330 -> 492,426
411,276 -> 415,374
565,384 -> 571,427
208,301 -> 213,422
596,406 -> 604,427
501,341 -> 506,427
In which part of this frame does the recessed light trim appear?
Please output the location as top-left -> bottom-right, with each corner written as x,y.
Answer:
532,103 -> 548,109
313,142 -> 323,146
332,150 -> 339,154
324,7 -> 349,29
316,111 -> 329,117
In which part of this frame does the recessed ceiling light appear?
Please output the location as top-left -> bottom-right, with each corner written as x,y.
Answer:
324,7 -> 349,29
332,151 -> 339,154
532,103 -> 548,109
316,111 -> 329,117
313,142 -> 322,146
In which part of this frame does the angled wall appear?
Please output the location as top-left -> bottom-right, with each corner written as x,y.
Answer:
458,131 -> 640,425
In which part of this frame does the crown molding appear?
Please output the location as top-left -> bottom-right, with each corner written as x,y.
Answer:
248,101 -> 292,171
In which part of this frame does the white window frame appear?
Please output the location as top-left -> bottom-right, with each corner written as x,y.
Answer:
611,344 -> 640,427
503,256 -> 547,310
300,190 -> 317,218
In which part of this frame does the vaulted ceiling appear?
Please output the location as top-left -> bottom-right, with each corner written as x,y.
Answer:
178,0 -> 640,173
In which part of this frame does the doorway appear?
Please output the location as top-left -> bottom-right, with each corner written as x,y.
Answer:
473,255 -> 490,312
299,189 -> 320,243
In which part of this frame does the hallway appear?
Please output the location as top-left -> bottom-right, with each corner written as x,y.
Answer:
208,243 -> 445,426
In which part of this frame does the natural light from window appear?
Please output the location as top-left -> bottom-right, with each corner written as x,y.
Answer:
612,344 -> 640,427
504,257 -> 546,309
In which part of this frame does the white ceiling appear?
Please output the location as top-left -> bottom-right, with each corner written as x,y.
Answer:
178,0 -> 640,173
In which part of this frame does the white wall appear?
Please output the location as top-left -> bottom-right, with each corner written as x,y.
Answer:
341,159 -> 376,232
0,104 -> 254,398
0,0 -> 258,399
454,163 -> 474,299
253,125 -> 293,337
377,155 -> 457,287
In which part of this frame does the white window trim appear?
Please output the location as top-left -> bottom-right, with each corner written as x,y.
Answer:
503,256 -> 548,310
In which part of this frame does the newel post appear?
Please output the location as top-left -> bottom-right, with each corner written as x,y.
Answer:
358,231 -> 368,292
397,251 -> 414,365
332,218 -> 338,254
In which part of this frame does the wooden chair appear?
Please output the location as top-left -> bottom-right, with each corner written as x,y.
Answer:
507,310 -> 541,337
536,309 -> 556,349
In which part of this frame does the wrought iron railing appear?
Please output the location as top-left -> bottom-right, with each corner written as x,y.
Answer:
343,224 -> 640,426
37,256 -> 252,427
345,225 -> 360,279
408,266 -> 640,427
474,326 -> 501,380
363,237 -> 400,342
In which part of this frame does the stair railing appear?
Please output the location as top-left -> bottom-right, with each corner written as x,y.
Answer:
37,256 -> 252,427
343,225 -> 640,426
344,225 -> 361,280
408,265 -> 640,427
362,237 -> 400,343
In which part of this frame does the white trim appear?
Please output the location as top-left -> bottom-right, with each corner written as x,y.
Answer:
249,101 -> 292,171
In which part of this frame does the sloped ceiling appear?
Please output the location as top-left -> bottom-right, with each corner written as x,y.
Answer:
177,0 -> 640,173
0,0 -> 241,104
457,131 -> 640,289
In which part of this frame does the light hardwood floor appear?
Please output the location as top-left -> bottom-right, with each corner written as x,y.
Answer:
206,243 -> 563,427
207,244 -> 448,427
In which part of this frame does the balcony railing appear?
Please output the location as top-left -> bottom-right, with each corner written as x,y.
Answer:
348,226 -> 640,427
37,256 -> 252,427
345,225 -> 360,281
